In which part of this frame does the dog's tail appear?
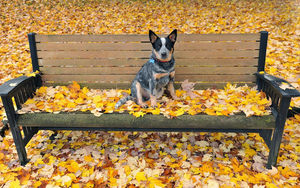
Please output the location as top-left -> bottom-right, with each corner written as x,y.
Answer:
115,95 -> 132,109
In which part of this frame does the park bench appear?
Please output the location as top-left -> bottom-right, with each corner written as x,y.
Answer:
1,31 -> 300,169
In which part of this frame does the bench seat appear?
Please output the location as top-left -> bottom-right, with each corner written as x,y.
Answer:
18,113 -> 275,131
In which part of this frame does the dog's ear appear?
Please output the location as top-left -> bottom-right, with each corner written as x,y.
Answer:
149,30 -> 159,44
168,29 -> 177,42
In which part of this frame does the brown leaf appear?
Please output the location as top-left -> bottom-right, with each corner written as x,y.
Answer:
181,79 -> 195,91
17,169 -> 31,184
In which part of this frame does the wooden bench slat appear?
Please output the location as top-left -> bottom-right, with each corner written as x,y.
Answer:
42,74 -> 256,83
37,50 -> 259,59
40,67 -> 258,75
36,42 -> 260,51
18,113 -> 275,130
35,33 -> 260,43
45,82 -> 256,90
39,58 -> 259,67
36,35 -> 149,42
37,51 -> 150,59
178,33 -> 261,41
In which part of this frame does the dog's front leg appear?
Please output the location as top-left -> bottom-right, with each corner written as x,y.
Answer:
135,81 -> 148,108
149,78 -> 158,108
168,71 -> 180,100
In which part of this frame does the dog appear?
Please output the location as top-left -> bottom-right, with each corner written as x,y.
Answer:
115,29 -> 180,109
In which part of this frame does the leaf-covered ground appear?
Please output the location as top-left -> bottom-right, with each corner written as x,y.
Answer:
1,0 -> 300,187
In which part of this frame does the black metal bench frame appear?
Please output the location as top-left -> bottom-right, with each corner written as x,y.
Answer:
1,31 -> 300,169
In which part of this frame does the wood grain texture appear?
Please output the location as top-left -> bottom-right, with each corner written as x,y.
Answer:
40,67 -> 257,75
36,42 -> 259,51
44,82 -> 256,90
42,74 -> 256,82
35,33 -> 260,42
37,50 -> 259,59
39,58 -> 259,67
18,113 -> 275,130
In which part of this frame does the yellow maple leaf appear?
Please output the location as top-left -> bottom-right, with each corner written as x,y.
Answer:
47,143 -> 56,150
93,95 -> 102,103
33,181 -> 42,188
251,105 -> 262,116
82,87 -> 89,94
37,87 -> 47,94
26,70 -> 39,77
175,108 -> 185,116
151,107 -> 160,115
67,173 -> 77,182
82,169 -> 91,177
129,111 -> 146,117
221,110 -> 230,117
148,177 -> 166,188
9,179 -> 21,188
109,177 -> 118,186
11,54 -> 19,61
71,81 -> 81,90
67,161 -> 80,173
279,166 -> 298,178
74,97 -> 84,104
205,108 -> 216,116
71,184 -> 80,188
24,98 -> 36,105
61,175 -> 72,187
245,148 -> 256,157
257,98 -> 271,105
188,108 -> 197,115
135,172 -> 147,182
294,114 -> 300,121
79,92 -> 87,99
124,165 -> 131,176
54,92 -> 65,100
191,167 -> 201,175
84,155 -> 94,162
265,182 -> 278,188
201,162 -> 215,173
67,102 -> 77,108
184,172 -> 191,180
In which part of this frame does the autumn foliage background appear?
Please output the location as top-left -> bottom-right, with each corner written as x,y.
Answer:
1,0 -> 300,187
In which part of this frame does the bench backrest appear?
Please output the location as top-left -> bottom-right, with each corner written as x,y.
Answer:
28,32 -> 268,90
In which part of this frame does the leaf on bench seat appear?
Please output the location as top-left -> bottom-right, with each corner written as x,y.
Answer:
18,81 -> 272,118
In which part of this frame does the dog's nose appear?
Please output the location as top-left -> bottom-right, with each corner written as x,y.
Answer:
161,52 -> 167,57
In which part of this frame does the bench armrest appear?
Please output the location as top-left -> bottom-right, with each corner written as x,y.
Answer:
255,72 -> 300,98
0,76 -> 36,97
0,76 -> 38,115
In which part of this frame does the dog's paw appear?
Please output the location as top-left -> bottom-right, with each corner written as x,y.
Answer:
151,100 -> 158,108
140,103 -> 149,109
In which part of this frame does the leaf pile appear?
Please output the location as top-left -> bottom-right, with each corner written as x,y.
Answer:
1,0 -> 300,187
17,81 -> 272,118
1,116 -> 300,187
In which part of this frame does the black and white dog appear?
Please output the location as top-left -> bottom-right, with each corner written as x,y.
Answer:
115,29 -> 179,109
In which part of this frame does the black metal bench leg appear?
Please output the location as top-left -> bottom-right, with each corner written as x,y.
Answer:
266,97 -> 291,169
259,129 -> 272,149
10,125 -> 29,165
266,127 -> 284,169
2,96 -> 29,165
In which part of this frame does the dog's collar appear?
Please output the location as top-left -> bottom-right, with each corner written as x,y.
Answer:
149,58 -> 170,63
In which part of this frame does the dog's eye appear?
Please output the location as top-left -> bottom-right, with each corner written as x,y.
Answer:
159,43 -> 162,47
